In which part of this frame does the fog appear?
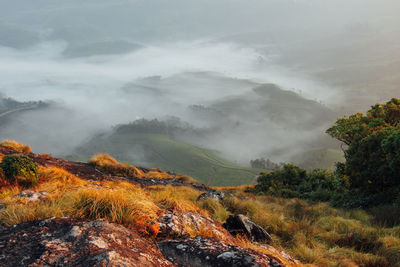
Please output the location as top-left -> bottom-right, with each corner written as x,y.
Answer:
0,0 -> 399,164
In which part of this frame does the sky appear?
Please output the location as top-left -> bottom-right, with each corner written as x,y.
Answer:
0,0 -> 398,163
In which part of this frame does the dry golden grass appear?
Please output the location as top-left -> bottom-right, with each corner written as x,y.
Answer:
217,189 -> 400,267
147,185 -> 208,216
235,235 -> 302,267
70,185 -> 159,224
1,156 -> 399,266
175,175 -> 201,184
90,153 -> 171,179
214,184 -> 255,191
35,166 -> 88,194
182,221 -> 217,239
0,140 -> 32,153
0,179 -> 160,237
197,198 -> 231,223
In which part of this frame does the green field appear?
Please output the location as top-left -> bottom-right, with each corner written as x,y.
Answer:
73,133 -> 262,186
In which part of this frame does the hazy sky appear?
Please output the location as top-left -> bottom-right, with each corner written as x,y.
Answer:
0,0 -> 398,162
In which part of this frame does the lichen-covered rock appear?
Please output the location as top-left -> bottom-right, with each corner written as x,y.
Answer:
158,211 -> 234,242
197,191 -> 225,201
158,236 -> 285,267
0,217 -> 175,267
13,190 -> 48,202
223,214 -> 272,243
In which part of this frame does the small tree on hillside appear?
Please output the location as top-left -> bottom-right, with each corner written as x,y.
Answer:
326,98 -> 400,205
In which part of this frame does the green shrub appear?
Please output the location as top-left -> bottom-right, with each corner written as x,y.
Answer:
0,154 -> 39,186
254,164 -> 347,204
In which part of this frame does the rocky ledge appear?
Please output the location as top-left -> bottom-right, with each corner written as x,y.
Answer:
0,216 -> 299,267
158,237 -> 285,267
0,217 -> 175,267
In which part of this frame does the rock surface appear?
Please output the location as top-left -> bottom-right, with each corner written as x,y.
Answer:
223,214 -> 272,243
197,191 -> 225,201
158,211 -> 235,242
13,189 -> 48,202
158,236 -> 284,267
0,217 -> 175,267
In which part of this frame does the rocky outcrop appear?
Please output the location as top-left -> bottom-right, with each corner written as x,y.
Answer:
0,217 -> 175,267
13,189 -> 48,202
223,214 -> 272,243
158,211 -> 235,242
197,190 -> 225,201
158,236 -> 284,267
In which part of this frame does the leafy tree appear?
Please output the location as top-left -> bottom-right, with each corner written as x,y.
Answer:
327,98 -> 400,206
250,158 -> 280,170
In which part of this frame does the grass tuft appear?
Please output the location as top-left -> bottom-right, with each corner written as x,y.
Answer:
0,140 -> 32,153
89,153 -> 171,179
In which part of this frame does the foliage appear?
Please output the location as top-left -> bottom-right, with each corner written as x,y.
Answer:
0,154 -> 38,187
326,98 -> 400,207
254,164 -> 347,203
249,158 -> 280,170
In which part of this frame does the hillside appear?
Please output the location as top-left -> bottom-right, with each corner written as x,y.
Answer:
73,131 -> 261,186
1,141 -> 399,266
0,141 -> 299,267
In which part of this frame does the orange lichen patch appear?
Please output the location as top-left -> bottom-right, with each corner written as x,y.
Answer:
0,153 -> 5,162
89,153 -> 171,179
132,215 -> 161,238
0,140 -> 32,153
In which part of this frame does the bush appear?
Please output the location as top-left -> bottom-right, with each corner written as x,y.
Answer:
254,164 -> 347,203
0,154 -> 39,186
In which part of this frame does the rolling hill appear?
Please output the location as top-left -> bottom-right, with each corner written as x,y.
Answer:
72,131 -> 262,186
